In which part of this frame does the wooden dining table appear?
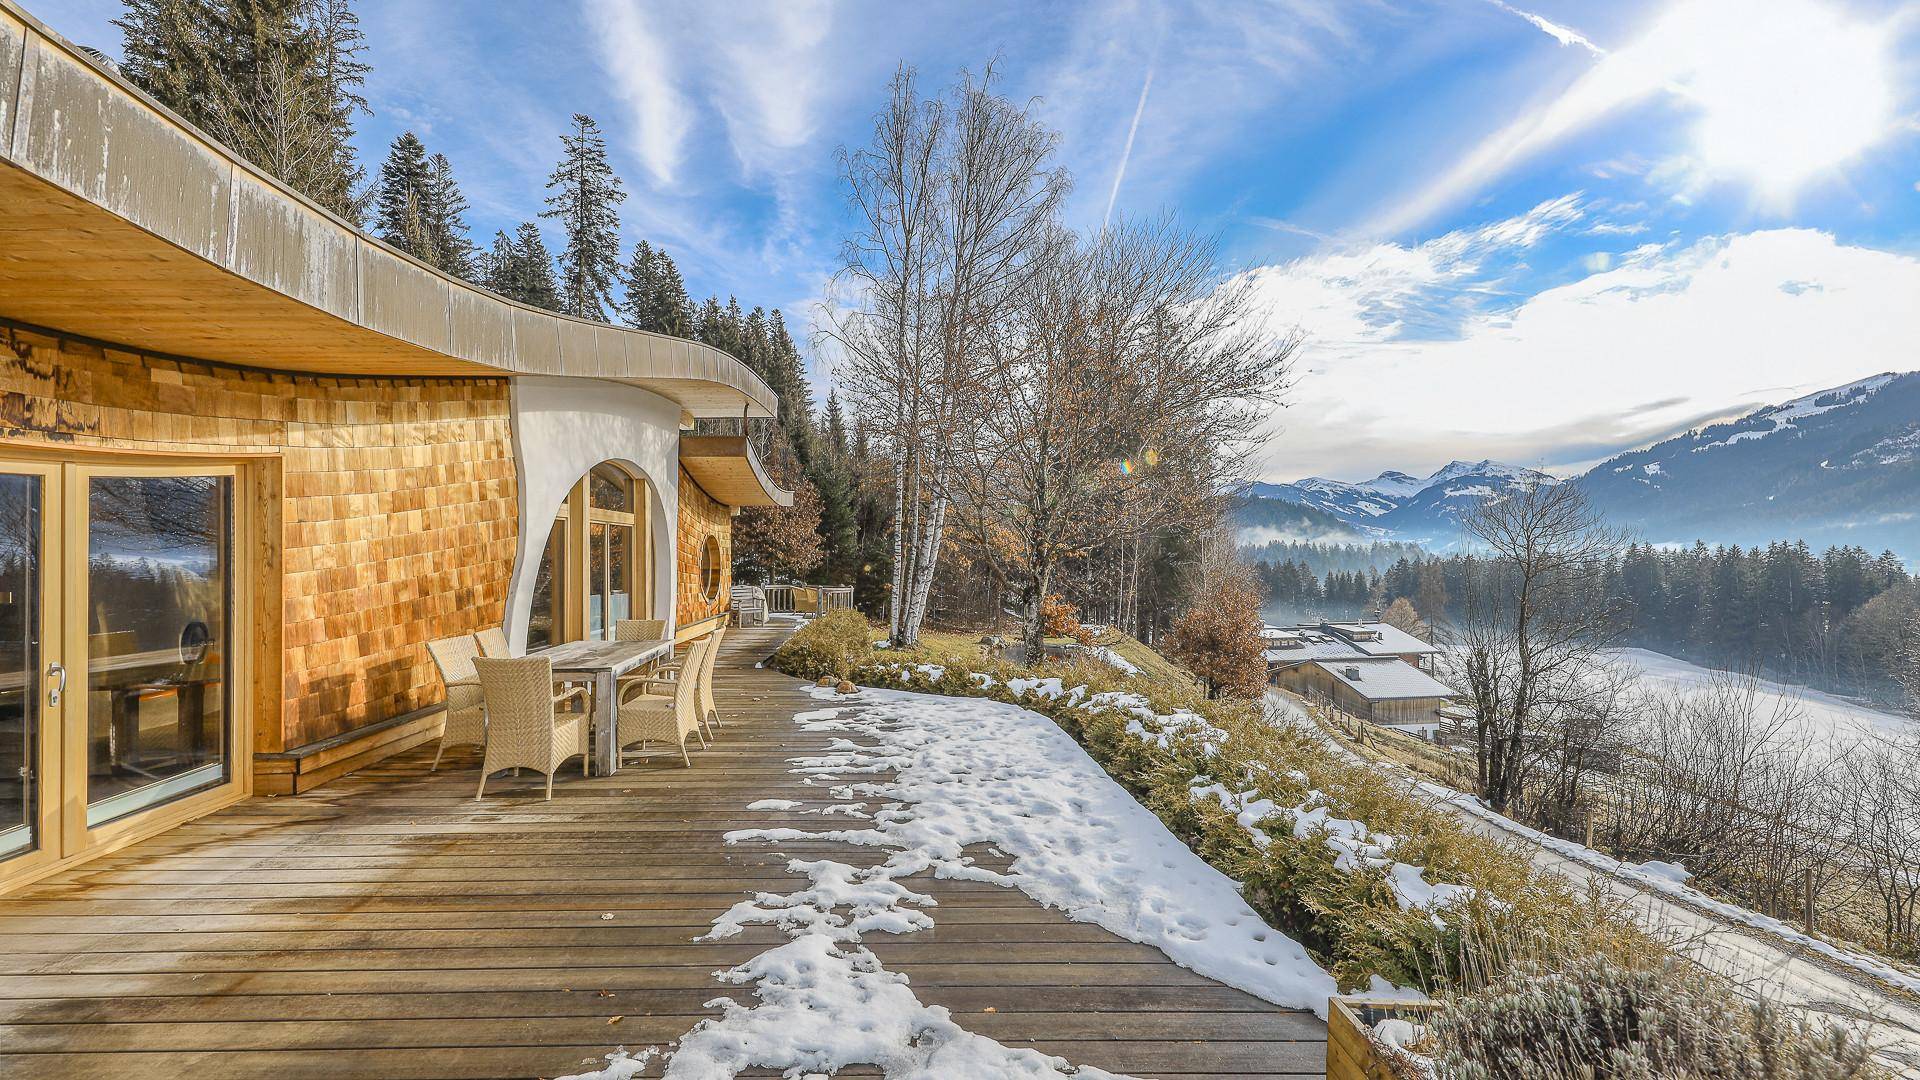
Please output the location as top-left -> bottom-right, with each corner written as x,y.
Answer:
529,638 -> 673,775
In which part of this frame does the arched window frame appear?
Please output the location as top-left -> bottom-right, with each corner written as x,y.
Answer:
527,463 -> 654,648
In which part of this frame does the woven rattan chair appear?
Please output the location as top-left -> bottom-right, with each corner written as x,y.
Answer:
473,656 -> 588,800
614,619 -> 665,642
426,634 -> 484,773
624,627 -> 725,738
613,619 -> 668,700
476,626 -> 510,657
617,636 -> 710,767
695,625 -> 725,734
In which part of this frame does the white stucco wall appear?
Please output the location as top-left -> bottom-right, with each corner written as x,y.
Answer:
504,376 -> 682,653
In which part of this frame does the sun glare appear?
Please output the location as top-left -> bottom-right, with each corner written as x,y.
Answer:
1658,0 -> 1896,199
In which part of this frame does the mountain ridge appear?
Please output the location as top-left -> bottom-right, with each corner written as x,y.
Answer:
1241,372 -> 1920,556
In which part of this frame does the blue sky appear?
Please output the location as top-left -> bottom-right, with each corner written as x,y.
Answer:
36,0 -> 1920,482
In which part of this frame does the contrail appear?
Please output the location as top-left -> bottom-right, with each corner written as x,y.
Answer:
1486,0 -> 1604,56
1103,66 -> 1154,232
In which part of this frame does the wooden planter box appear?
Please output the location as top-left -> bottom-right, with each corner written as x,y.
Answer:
1327,996 -> 1440,1080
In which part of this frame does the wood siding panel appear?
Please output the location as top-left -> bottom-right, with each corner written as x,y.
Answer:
675,466 -> 730,629
0,325 -> 517,752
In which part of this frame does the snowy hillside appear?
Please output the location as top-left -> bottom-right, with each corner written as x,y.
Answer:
1576,371 -> 1920,556
1608,648 -> 1911,748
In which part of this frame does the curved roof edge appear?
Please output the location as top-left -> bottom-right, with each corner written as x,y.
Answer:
0,1 -> 775,419
680,435 -> 796,508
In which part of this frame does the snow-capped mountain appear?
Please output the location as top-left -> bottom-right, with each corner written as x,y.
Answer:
1576,372 -> 1920,555
1240,373 -> 1920,557
1238,460 -> 1555,547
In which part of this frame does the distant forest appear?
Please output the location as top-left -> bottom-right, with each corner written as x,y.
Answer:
1248,539 -> 1918,705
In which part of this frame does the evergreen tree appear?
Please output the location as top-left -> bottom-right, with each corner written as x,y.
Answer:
424,153 -> 478,278
650,248 -> 694,336
373,132 -> 432,255
615,241 -> 660,330
510,223 -> 562,311
117,0 -> 369,221
482,223 -> 560,310
615,242 -> 696,336
694,296 -> 733,354
541,114 -> 626,320
814,393 -> 860,584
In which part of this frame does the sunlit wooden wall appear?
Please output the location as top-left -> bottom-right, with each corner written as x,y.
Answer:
0,325 -> 518,752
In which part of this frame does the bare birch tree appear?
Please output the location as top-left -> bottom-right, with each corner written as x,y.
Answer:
1451,481 -> 1625,816
829,66 -> 1062,645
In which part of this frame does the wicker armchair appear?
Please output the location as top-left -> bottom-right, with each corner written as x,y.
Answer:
695,625 -> 725,734
618,636 -> 710,767
426,634 -> 485,773
472,656 -> 588,800
614,619 -> 666,642
633,626 -> 726,738
613,619 -> 669,700
476,626 -> 510,657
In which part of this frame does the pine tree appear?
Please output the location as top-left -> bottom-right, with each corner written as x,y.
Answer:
374,132 -> 432,254
650,249 -> 694,336
541,114 -> 626,320
814,393 -> 859,583
482,223 -> 560,310
424,153 -> 477,278
480,230 -> 515,294
117,0 -> 369,222
695,296 -> 734,355
615,241 -> 660,330
508,223 -> 561,311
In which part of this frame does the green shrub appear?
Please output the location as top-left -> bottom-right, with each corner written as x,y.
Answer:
767,609 -> 875,680
1433,955 -> 1886,1080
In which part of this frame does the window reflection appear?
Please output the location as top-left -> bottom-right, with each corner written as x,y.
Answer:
85,475 -> 231,826
0,476 -> 40,860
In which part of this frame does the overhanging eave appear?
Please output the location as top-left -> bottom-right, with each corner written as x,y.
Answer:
0,2 -> 775,419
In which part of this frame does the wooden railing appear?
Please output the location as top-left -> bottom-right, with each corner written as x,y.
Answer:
760,585 -> 855,615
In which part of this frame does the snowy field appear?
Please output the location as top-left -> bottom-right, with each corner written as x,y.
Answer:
1608,647 -> 1912,747
563,684 -> 1332,1079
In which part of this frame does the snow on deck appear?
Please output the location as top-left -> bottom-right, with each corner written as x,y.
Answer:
565,683 -> 1333,1079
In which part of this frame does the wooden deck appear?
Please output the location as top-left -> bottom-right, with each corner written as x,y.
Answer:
0,629 -> 1326,1079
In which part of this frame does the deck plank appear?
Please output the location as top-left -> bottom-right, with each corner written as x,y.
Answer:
0,628 -> 1326,1078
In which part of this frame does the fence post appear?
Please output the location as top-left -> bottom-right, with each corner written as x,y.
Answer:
1584,809 -> 1595,851
1803,868 -> 1816,936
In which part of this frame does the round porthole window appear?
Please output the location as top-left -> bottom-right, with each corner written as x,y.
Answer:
700,535 -> 723,601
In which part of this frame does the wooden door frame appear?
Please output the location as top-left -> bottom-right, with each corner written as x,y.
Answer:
0,458 -> 64,891
0,443 -> 270,895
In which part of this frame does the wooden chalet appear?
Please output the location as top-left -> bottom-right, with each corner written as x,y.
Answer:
0,2 -> 791,894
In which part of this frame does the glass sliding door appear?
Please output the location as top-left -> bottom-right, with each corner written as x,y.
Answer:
586,464 -> 635,641
0,473 -> 45,864
81,473 -> 233,827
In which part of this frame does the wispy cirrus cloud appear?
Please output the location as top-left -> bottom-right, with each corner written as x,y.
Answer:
582,0 -> 692,186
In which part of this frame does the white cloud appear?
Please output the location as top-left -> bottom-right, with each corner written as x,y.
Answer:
1250,219 -> 1920,482
583,0 -> 692,185
1485,1 -> 1603,55
1375,0 -> 1903,236
1243,194 -> 1584,344
705,1 -> 836,175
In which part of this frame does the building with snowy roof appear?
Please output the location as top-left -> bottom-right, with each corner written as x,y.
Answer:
1263,622 -> 1454,735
